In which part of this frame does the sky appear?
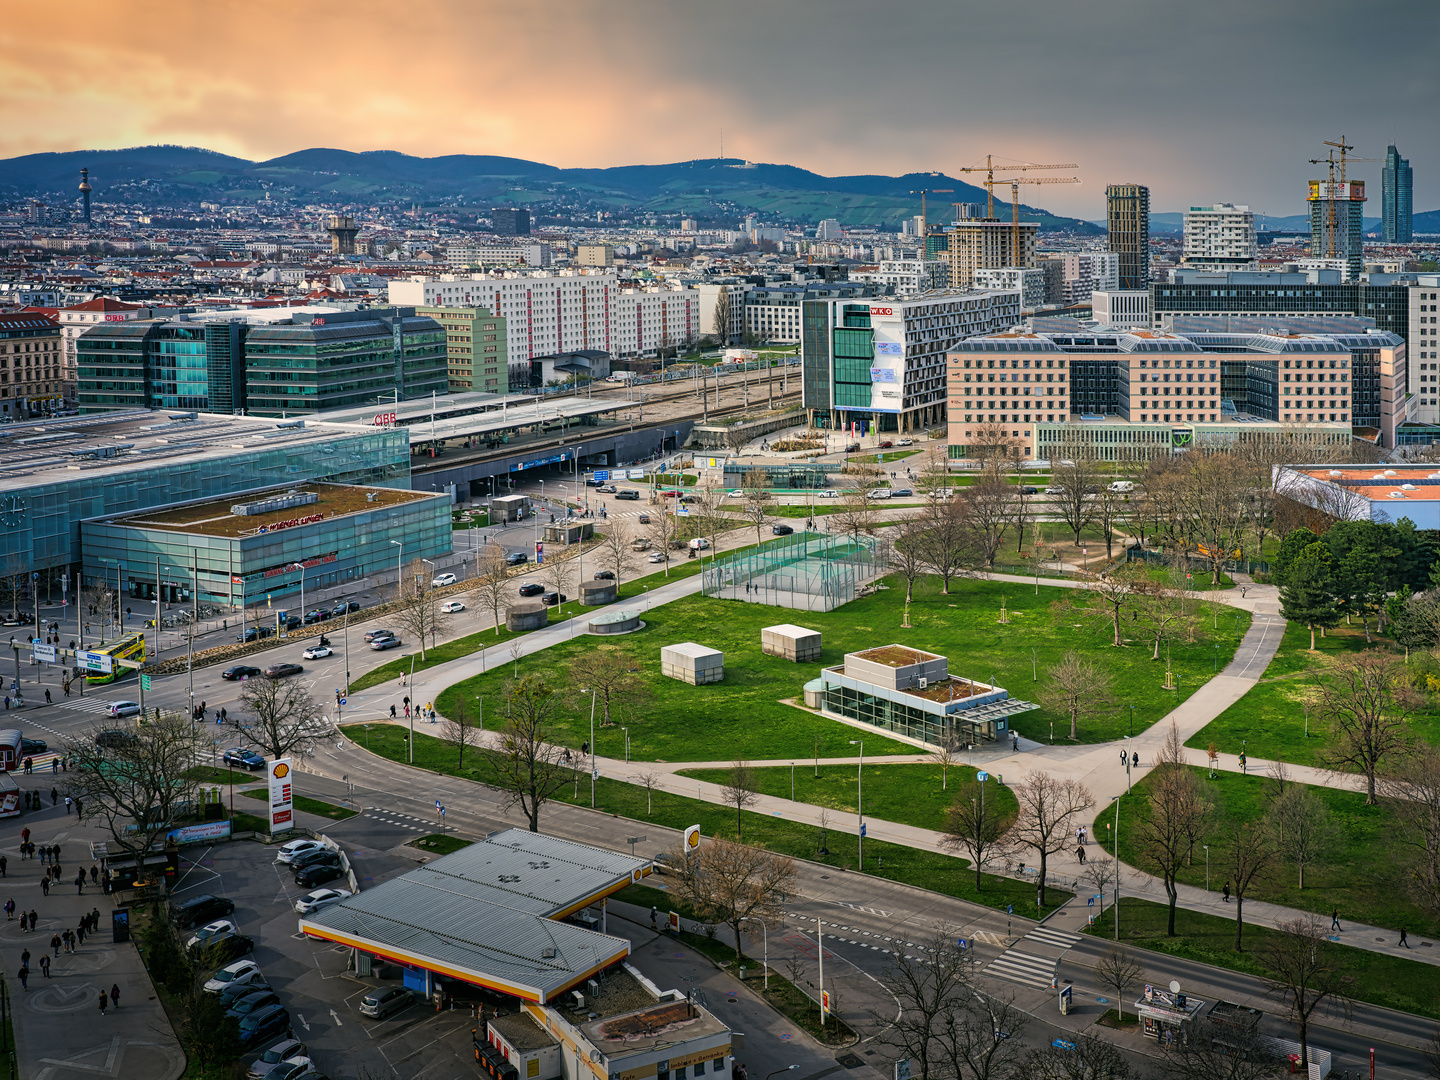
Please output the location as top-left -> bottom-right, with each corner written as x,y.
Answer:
4,0 -> 1438,219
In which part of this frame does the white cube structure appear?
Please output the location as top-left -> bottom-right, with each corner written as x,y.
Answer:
661,642 -> 724,685
762,624 -> 822,662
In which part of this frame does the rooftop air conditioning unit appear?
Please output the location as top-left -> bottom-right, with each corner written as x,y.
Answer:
587,979 -> 601,998
571,991 -> 586,1010
918,677 -> 928,690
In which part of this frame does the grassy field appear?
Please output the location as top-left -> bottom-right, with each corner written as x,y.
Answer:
436,573 -> 1251,753
677,760 -> 1019,835
348,724 -> 1060,917
411,833 -> 473,855
1085,897 -> 1440,1021
240,789 -> 356,821
1095,766 -> 1440,939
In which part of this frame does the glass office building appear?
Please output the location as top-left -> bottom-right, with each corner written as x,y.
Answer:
1383,145 -> 1414,244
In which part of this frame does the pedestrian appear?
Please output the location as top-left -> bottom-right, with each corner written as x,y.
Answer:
1077,844 -> 1086,864
1131,751 -> 1139,769
20,828 -> 29,846
1400,927 -> 1410,948
4,899 -> 12,920
97,990 -> 106,1016
75,871 -> 85,894
651,906 -> 658,930
390,704 -> 397,719
109,983 -> 119,1008
20,948 -> 29,972
77,922 -> 86,945
1,854 -> 7,877
1331,908 -> 1341,931
90,866 -> 97,885
28,910 -> 35,932
1222,881 -> 1231,903
1012,734 -> 1019,752
16,966 -> 26,990
50,933 -> 60,958
40,877 -> 48,897
73,797 -> 81,817
39,954 -> 49,978
50,787 -> 57,807
101,870 -> 110,894
44,688 -> 50,704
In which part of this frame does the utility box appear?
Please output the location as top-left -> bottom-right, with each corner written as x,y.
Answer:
661,642 -> 724,685
762,624 -> 822,662
492,495 -> 531,523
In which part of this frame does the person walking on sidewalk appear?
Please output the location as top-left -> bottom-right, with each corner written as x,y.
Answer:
39,954 -> 49,978
97,990 -> 107,1016
50,933 -> 60,958
40,876 -> 48,897
1222,881 -> 1231,903
74,871 -> 85,894
109,983 -> 120,1009
1400,927 -> 1410,948
1331,908 -> 1341,931
16,966 -> 26,990
20,948 -> 29,973
1076,844 -> 1086,864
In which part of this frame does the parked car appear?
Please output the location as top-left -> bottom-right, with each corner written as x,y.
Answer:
1044,485 -> 1065,495
217,977 -> 272,1007
878,440 -> 894,449
614,490 -> 640,501
302,609 -> 329,625
222,748 -> 266,771
597,485 -> 617,494
264,663 -> 303,679
95,729 -> 138,749
295,862 -> 345,888
440,600 -> 466,613
592,570 -> 615,580
222,665 -> 263,681
891,488 -> 913,498
648,551 -> 668,563
203,958 -> 264,994
866,489 -> 891,500
897,438 -> 914,446
237,627 -> 274,643
276,838 -> 325,865
330,601 -> 360,617
302,644 -> 333,660
771,524 -> 794,535
359,986 -> 414,1020
236,1003 -> 292,1048
289,848 -> 341,873
186,919 -> 237,951
1020,486 -> 1040,495
370,636 -> 402,651
1108,480 -> 1135,493
432,572 -> 457,587
170,894 -> 236,930
541,592 -> 566,606
225,988 -> 282,1020
107,700 -> 141,717
247,1040 -> 308,1080
688,537 -> 710,550
294,888 -> 352,915
363,628 -> 397,643
199,935 -> 255,966
21,738 -> 46,756
518,582 -> 545,597
269,1059 -> 318,1080
506,551 -> 529,565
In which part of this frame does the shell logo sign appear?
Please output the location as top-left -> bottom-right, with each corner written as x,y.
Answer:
269,758 -> 294,834
684,825 -> 701,851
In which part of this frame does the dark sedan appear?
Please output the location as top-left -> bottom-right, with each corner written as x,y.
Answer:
518,583 -> 544,597
264,663 -> 304,679
505,552 -> 529,565
542,592 -> 566,606
237,627 -> 274,643
295,862 -> 345,888
21,738 -> 46,756
592,570 -> 615,580
330,601 -> 361,617
222,665 -> 263,681
363,628 -> 397,643
771,524 -> 794,536
222,748 -> 266,771
225,988 -> 282,1020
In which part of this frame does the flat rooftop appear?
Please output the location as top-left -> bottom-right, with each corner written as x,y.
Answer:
583,992 -> 729,1058
0,410 -> 387,496
852,645 -> 942,668
1279,464 -> 1440,503
100,482 -> 437,538
316,390 -> 628,445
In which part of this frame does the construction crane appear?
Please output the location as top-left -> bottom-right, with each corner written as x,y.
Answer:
1307,136 -> 1380,257
908,188 -> 952,237
956,156 -> 1079,218
1001,177 -> 1081,265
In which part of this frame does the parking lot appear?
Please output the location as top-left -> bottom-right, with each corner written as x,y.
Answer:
176,828 -> 489,1080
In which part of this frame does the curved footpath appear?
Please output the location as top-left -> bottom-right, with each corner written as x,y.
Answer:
375,559 -> 1434,966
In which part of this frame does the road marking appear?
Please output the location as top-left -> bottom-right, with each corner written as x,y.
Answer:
1024,926 -> 1082,948
330,1008 -> 344,1027
985,950 -> 1057,989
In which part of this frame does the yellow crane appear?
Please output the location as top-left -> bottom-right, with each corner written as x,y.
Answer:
908,188 -> 952,236
999,176 -> 1081,264
1307,137 -> 1380,257
956,156 -> 1079,218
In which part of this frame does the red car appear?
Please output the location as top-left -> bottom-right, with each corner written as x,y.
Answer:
879,440 -> 894,449
659,490 -> 683,498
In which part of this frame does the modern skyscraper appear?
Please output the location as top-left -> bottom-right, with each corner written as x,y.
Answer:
77,168 -> 91,225
1106,184 -> 1150,289
1308,179 -> 1365,279
1383,144 -> 1414,243
490,208 -> 531,236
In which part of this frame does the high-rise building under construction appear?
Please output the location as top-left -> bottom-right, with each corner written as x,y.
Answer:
1308,179 -> 1365,279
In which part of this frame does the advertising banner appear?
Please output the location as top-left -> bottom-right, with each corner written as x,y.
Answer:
166,820 -> 233,845
269,758 -> 294,834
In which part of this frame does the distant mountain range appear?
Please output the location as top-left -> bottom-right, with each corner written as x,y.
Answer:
0,145 -> 1103,232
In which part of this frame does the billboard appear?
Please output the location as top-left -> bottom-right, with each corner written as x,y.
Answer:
269,758 -> 294,834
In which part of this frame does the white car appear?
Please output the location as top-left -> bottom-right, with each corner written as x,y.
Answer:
897,438 -> 914,446
866,489 -> 891,500
203,958 -> 265,994
276,838 -> 325,865
270,1059 -> 318,1080
186,919 -> 237,950
817,490 -> 839,499
294,887 -> 352,915
432,572 -> 457,587
107,700 -> 141,717
440,600 -> 466,613
648,551 -> 668,563
302,644 -> 333,660
688,537 -> 710,550
726,490 -> 746,498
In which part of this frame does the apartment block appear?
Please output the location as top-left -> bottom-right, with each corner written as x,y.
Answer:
1182,203 -> 1257,271
1106,184 -> 1151,288
0,311 -> 63,418
417,305 -> 508,393
1037,252 -> 1119,304
938,220 -> 1038,288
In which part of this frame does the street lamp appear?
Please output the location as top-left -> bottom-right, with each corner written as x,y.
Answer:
738,916 -> 770,991
1124,736 -> 1132,793
1128,704 -> 1135,738
389,540 -> 403,601
286,562 -> 306,625
1110,794 -> 1122,941
621,726 -> 630,764
1204,844 -> 1210,892
763,1068 -> 798,1080
849,739 -> 865,870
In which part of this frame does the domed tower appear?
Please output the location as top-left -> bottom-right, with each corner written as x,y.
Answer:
78,167 -> 92,224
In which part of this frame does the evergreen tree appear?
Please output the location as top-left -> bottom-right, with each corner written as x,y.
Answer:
1272,527 -> 1318,585
1280,543 -> 1341,650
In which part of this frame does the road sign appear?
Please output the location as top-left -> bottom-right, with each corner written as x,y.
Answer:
859,822 -> 867,837
957,937 -> 967,950
140,674 -> 152,691
82,652 -> 113,674
976,770 -> 989,782
32,643 -> 56,663
1007,904 -> 1014,915
593,470 -> 609,481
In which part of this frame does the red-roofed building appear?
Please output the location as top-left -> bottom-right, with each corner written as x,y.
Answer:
59,298 -> 149,403
0,311 -> 62,418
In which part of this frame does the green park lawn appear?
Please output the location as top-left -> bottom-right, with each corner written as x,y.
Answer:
346,723 -> 1056,917
1096,766 -> 1440,939
240,789 -> 356,821
1085,897 -> 1440,1021
677,760 -> 1019,835
436,572 -> 1251,755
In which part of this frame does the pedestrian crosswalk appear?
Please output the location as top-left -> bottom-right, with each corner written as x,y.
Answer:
1024,925 -> 1083,949
984,925 -> 1083,989
362,808 -> 452,833
53,699 -> 115,716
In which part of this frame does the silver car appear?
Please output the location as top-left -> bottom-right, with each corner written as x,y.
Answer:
247,1041 -> 308,1080
358,986 -> 412,1019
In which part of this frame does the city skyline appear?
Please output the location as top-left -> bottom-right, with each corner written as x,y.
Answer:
4,0 -> 1437,220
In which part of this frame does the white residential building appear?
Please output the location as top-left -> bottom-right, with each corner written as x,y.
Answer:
611,287 -> 703,356
974,267 -> 1048,311
444,242 -> 551,270
1091,289 -> 1152,327
1409,276 -> 1440,423
851,259 -> 950,297
816,219 -> 843,241
691,282 -> 751,343
1182,203 -> 1258,271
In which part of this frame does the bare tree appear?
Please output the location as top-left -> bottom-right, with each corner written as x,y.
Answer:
965,422 -> 1026,472
833,487 -> 878,539
1135,724 -> 1213,936
394,559 -> 449,660
568,647 -> 649,729
1080,565 -> 1142,647
1320,649 -> 1417,804
1050,446 -> 1102,544
722,424 -> 750,457
1156,1016 -> 1289,1080
1259,915 -> 1353,1072
489,676 -> 571,832
541,547 -> 579,603
1038,650 -> 1116,741
469,542 -> 512,635
665,835 -> 795,961
595,520 -> 639,585
1083,857 -> 1116,913
1009,773 -> 1095,906
64,713 -> 207,865
1225,818 -> 1274,951
941,780 -> 1011,889
438,699 -> 481,769
1185,452 -> 1249,585
1021,1030 -> 1132,1080
739,466 -> 773,545
918,498 -> 971,593
891,518 -> 929,603
632,770 -> 661,816
1094,946 -> 1144,1021
232,675 -> 322,761
647,507 -> 681,577
1133,574 -> 1190,661
721,760 -> 759,840
1266,782 -> 1337,890
957,471 -> 1013,567
1380,746 -> 1440,916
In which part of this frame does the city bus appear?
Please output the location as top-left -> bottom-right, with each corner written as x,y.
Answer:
86,631 -> 147,685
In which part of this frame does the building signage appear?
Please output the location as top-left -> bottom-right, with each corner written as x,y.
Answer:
628,469 -> 646,479
869,368 -> 897,382
103,313 -> 128,322
512,452 -> 572,471
258,513 -> 324,534
167,820 -> 233,845
869,307 -> 895,316
373,411 -> 397,425
32,642 -> 56,663
875,342 -> 903,357
257,552 -> 339,580
269,758 -> 294,834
